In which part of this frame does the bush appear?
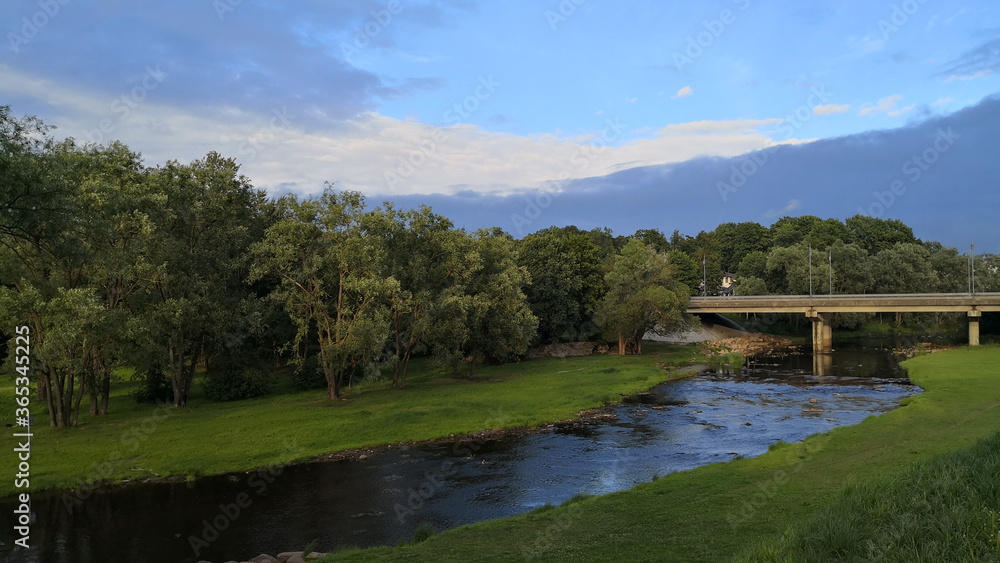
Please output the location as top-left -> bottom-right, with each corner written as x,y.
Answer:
411,522 -> 436,544
130,370 -> 173,404
293,356 -> 327,390
203,367 -> 273,402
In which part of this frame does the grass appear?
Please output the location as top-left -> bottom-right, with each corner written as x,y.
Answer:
735,432 -> 1000,562
0,342 -> 702,497
311,346 -> 1000,562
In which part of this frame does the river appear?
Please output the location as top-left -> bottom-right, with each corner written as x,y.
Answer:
1,339 -> 921,563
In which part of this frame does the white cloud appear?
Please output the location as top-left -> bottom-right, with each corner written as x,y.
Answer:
932,97 -> 954,107
764,199 -> 802,219
0,66 -> 796,199
888,104 -> 917,117
858,94 -> 904,116
671,86 -> 693,99
625,97 -> 639,103
943,69 -> 994,82
812,103 -> 851,115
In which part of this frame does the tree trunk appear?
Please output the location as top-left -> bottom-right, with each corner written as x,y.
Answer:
618,333 -> 626,356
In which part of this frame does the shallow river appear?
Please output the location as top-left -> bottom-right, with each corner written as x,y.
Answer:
2,340 -> 920,562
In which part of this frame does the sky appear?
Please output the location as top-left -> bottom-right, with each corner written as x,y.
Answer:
2,0 -> 999,249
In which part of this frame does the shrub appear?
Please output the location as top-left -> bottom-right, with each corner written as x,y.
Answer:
412,522 -> 436,544
203,367 -> 273,402
130,370 -> 173,404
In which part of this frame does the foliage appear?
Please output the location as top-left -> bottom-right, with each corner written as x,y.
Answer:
203,367 -> 273,402
411,523 -> 437,544
518,226 -> 604,343
594,239 -> 692,355
129,370 -> 173,404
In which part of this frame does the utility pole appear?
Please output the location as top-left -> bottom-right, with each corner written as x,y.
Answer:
702,255 -> 707,296
971,242 -> 976,297
808,242 -> 813,298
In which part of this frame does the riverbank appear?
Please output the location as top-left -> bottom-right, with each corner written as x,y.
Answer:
314,346 -> 1000,562
0,343 -> 704,498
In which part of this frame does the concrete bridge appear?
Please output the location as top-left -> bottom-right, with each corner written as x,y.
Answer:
688,293 -> 1000,351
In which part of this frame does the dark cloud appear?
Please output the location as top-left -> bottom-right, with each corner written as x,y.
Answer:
1,1 -> 463,129
937,37 -> 1000,80
381,94 -> 1000,252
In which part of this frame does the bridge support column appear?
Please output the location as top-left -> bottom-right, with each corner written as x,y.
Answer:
808,312 -> 834,353
969,311 -> 981,347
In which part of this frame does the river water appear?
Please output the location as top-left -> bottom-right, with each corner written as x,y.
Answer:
1,340 -> 919,563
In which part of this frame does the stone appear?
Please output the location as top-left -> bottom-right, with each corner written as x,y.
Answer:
277,554 -> 303,563
250,555 -> 279,563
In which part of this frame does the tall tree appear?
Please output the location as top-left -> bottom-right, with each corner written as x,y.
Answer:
518,227 -> 604,343
845,215 -> 918,255
251,188 -> 397,399
136,152 -> 268,407
594,239 -> 691,355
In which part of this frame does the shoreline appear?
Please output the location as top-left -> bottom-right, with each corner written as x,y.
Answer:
312,346 -> 1000,562
4,363 -> 704,501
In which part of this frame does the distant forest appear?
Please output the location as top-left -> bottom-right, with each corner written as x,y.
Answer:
2,107 -> 997,427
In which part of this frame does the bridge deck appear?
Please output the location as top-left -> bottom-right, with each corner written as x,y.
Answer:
688,293 -> 1000,314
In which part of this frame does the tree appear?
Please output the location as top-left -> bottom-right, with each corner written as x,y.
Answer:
251,188 -> 397,399
137,152 -> 269,407
845,215 -> 918,255
594,239 -> 691,355
518,227 -> 604,343
766,242 -> 832,295
871,243 -> 937,294
666,249 -> 700,296
429,228 -> 537,377
364,203 -> 462,387
714,221 -> 772,272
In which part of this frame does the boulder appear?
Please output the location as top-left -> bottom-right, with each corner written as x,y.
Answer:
250,555 -> 279,563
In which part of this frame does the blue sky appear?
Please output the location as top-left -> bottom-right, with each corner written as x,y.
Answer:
2,1 -> 999,248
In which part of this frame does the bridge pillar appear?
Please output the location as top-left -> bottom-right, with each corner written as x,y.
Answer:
969,310 -> 982,346
808,312 -> 834,353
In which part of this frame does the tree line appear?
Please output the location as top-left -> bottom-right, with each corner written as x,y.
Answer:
1,107 -> 995,426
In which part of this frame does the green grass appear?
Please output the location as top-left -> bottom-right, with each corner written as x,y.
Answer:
311,346 -> 1000,562
0,342 -> 702,497
735,432 -> 1000,562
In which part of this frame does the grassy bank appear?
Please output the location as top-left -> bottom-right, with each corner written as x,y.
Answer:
736,432 -> 1000,561
0,343 -> 702,497
317,346 -> 1000,562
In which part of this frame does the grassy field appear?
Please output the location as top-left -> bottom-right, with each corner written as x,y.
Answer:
0,343 -> 703,497
315,346 -> 1000,562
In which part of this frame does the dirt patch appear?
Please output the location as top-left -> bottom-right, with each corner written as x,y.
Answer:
702,333 -> 793,357
527,341 -> 601,359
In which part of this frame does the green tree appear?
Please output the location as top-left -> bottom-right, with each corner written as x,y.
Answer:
594,239 -> 691,355
432,228 -> 538,377
714,221 -> 772,272
518,227 -> 604,343
845,215 -> 918,255
137,153 -> 270,407
251,188 -> 397,399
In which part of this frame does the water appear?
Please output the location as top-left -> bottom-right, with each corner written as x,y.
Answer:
1,341 -> 919,562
